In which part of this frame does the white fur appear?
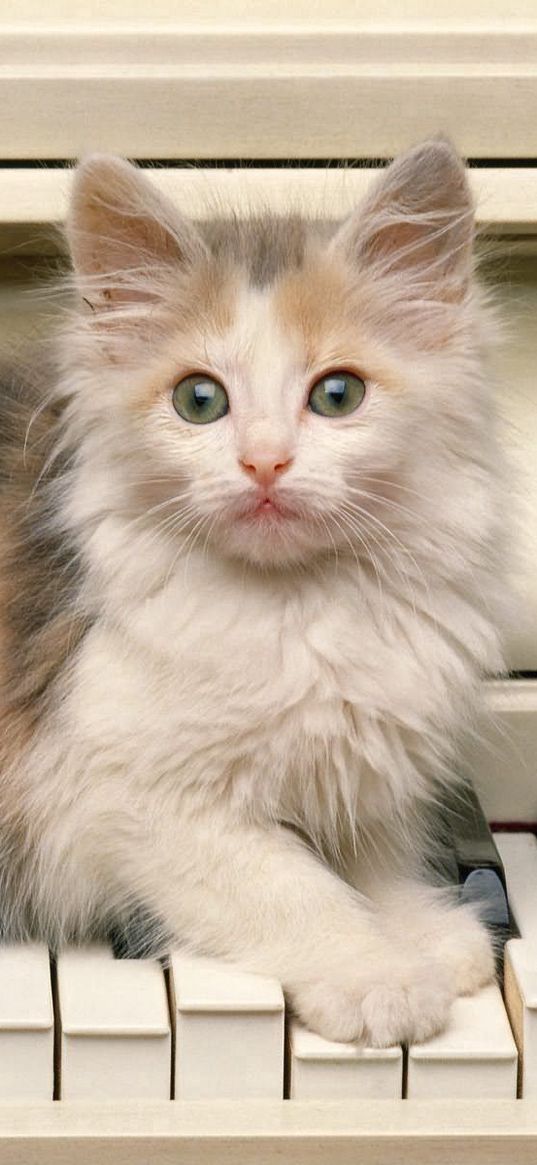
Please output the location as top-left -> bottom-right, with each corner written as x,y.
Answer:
5,141 -> 509,1045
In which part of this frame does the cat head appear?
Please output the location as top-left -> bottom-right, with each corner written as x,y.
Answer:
64,140 -> 484,572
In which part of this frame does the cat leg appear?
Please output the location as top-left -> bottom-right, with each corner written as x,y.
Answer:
366,876 -> 496,997
344,832 -> 495,997
132,810 -> 454,1047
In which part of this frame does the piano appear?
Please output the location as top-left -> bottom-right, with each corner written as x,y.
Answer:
1,1 -> 537,1160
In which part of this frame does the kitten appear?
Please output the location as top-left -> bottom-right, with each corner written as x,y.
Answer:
0,139 -> 506,1046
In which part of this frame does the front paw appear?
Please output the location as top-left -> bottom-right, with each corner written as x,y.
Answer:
431,908 -> 495,996
288,956 -> 454,1047
375,889 -> 497,1000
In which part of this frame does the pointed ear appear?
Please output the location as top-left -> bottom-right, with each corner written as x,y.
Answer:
66,155 -> 207,308
330,139 -> 474,301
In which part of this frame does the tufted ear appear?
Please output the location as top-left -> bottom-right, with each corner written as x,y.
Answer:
66,155 -> 207,308
330,139 -> 474,301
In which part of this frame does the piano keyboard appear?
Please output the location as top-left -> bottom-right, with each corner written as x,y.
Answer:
0,832 -> 532,1109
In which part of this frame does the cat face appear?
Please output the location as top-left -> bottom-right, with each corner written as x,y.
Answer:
124,252 -> 415,569
64,142 -> 479,570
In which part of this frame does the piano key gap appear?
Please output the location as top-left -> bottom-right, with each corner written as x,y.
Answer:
283,1009 -> 292,1099
162,956 -> 176,1100
402,1044 -> 409,1099
49,951 -> 61,1101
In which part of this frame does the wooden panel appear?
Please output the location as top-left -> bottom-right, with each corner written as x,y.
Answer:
2,167 -> 537,235
0,7 -> 537,157
494,836 -> 537,1097
469,684 -> 537,822
8,1 -> 537,21
0,1099 -> 534,1164
494,833 -> 537,936
504,941 -> 537,1099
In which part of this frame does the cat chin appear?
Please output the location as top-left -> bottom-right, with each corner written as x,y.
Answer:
214,521 -> 320,569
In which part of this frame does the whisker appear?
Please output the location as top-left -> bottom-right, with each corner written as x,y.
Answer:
335,499 -> 430,630
341,498 -> 435,611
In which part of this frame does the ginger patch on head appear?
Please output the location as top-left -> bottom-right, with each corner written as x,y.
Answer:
128,261 -> 239,419
273,250 -> 406,396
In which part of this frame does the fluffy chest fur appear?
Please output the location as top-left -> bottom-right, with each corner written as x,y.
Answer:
59,542 -> 494,850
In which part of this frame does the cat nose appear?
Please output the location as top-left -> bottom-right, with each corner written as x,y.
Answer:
239,453 -> 293,488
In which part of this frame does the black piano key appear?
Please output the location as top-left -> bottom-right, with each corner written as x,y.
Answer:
438,779 -> 518,957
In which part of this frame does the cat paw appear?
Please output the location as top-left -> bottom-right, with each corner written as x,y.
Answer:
376,892 -> 496,1000
431,909 -> 495,996
289,958 -> 454,1046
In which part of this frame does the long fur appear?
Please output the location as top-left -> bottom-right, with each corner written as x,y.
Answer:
0,139 -> 509,1044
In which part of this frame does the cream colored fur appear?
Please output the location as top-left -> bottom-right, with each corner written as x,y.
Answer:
0,140 -> 508,1045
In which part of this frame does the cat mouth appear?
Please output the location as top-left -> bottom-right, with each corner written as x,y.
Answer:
237,494 -> 297,522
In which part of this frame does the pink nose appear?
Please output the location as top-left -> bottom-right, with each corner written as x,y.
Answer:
239,454 -> 293,488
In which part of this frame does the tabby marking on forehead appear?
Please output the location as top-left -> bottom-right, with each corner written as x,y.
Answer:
201,214 -> 308,288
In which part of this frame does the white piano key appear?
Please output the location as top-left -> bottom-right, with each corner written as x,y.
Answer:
57,945 -> 171,1100
170,953 -> 284,1099
407,984 -> 517,1099
494,832 -> 537,1098
287,1020 -> 402,1099
0,943 -> 53,1098
493,832 -> 537,941
504,938 -> 537,1098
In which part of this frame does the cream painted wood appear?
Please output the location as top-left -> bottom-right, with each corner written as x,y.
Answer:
287,1020 -> 402,1099
407,984 -> 517,1099
0,1099 -> 534,1164
0,944 -> 53,1100
170,954 -> 284,1100
468,684 -> 537,823
493,835 -> 537,1099
1,6 -> 537,157
494,833 -> 537,937
2,167 -> 537,236
8,0 -> 537,20
56,945 -> 171,1100
504,940 -> 537,1100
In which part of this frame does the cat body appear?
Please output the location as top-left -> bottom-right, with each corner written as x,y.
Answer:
0,141 -> 507,1044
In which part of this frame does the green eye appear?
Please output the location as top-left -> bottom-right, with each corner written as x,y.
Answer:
308,372 -> 366,418
172,375 -> 229,425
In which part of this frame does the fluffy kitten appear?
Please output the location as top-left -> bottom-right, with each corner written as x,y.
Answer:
0,139 -> 506,1046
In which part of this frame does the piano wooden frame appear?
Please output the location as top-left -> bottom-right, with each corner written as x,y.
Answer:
2,3 -> 537,1160
0,1098 -> 536,1164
